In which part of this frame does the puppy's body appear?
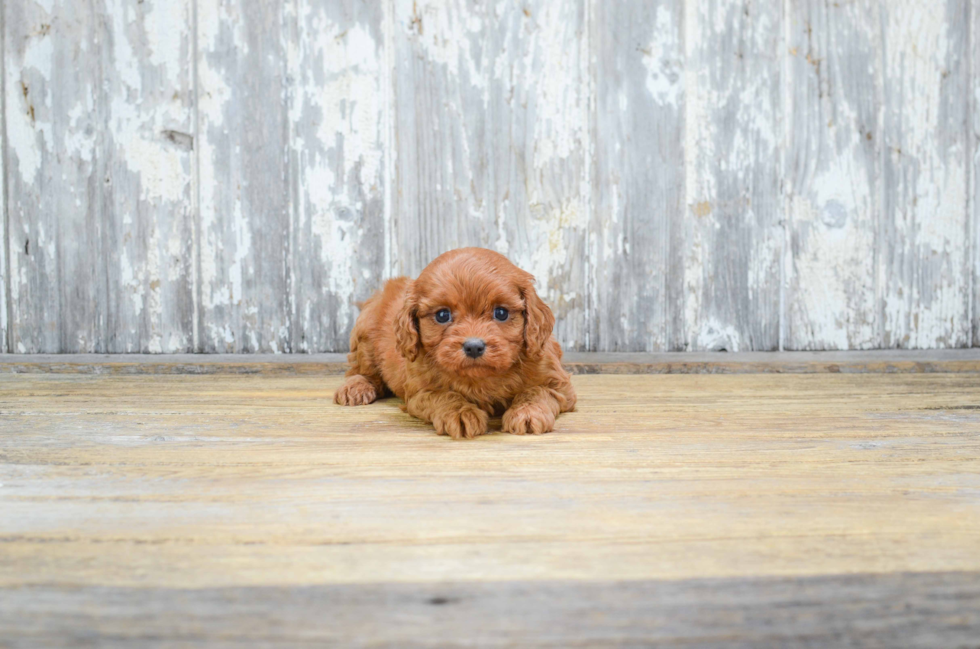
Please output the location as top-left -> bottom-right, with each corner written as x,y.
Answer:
335,248 -> 576,439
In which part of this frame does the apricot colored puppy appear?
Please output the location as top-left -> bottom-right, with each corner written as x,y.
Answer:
335,248 -> 576,439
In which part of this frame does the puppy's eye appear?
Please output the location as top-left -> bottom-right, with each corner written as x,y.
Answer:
493,307 -> 509,322
434,309 -> 452,324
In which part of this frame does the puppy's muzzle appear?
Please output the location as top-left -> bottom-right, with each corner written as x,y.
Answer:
463,338 -> 486,359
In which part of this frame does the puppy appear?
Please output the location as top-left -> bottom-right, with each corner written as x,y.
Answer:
334,248 -> 576,439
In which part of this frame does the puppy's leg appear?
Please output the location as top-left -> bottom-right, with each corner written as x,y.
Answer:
334,374 -> 386,406
336,316 -> 388,406
405,391 -> 489,440
502,386 -> 567,435
554,379 -> 577,413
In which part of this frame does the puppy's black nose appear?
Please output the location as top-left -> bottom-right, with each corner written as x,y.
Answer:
463,338 -> 486,359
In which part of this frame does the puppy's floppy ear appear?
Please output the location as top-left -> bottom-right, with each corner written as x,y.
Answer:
519,274 -> 555,357
394,282 -> 423,362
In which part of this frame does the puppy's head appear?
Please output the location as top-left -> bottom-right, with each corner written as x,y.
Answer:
394,248 -> 555,378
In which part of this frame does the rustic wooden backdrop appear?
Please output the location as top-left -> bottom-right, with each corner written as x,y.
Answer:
1,0 -> 978,353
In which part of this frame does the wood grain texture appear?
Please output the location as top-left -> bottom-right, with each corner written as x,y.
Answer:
287,0 -> 386,352
1,6 -> 7,355
391,0 -> 589,349
2,1 -> 979,354
3,0 -> 195,354
390,0 -> 487,276
486,0 -> 590,350
973,0 -> 979,348
879,0 -> 971,348
785,0 -> 878,350
196,0 -> 290,353
682,0 -> 782,352
1,168 -> 5,355
103,0 -> 196,353
593,0 -> 684,352
3,1 -> 108,353
3,573 -> 979,648
1,372 -> 979,644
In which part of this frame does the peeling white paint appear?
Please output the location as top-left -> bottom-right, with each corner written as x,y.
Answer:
3,0 -> 976,353
196,0 -> 234,324
789,158 -> 876,350
683,0 -> 706,349
6,21 -> 54,184
196,0 -> 249,351
880,0 -> 970,348
101,0 -> 195,352
227,201 -> 250,308
643,5 -> 682,107
491,0 -> 589,349
683,0 -> 782,351
109,1 -> 142,92
785,0 -> 881,352
697,319 -> 742,352
409,0 -> 485,89
143,0 -> 186,81
0,102 -> 6,349
118,248 -> 144,319
525,197 -> 586,310
289,2 -> 386,351
525,0 -> 583,169
144,221 -> 164,353
111,99 -> 187,203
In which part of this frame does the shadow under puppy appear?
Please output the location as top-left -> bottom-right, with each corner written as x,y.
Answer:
335,248 -> 576,439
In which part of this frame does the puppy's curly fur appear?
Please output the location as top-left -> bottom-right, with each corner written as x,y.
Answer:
335,248 -> 576,439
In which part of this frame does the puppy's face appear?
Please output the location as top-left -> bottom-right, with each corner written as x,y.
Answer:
395,249 -> 555,378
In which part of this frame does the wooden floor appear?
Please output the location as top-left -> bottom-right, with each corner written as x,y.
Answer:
2,367 -> 980,646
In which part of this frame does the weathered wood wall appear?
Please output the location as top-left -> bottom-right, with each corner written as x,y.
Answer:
2,0 -> 978,353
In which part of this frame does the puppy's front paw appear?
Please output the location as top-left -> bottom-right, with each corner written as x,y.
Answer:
432,404 -> 489,440
334,375 -> 379,406
502,403 -> 556,435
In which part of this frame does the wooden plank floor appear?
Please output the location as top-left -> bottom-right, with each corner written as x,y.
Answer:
2,370 -> 980,646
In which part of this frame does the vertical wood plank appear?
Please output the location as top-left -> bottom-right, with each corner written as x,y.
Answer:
1,3 -> 7,353
390,0 -> 488,277
879,0 -> 970,348
972,0 -> 979,347
391,0 -> 590,350
103,0 -> 196,352
197,0 -> 290,352
785,0 -> 878,350
592,0 -> 684,351
287,0 -> 386,353
3,1 -> 108,353
485,0 -> 590,350
682,0 -> 783,351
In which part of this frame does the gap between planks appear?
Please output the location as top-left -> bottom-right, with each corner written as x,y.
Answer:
1,349 -> 980,375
